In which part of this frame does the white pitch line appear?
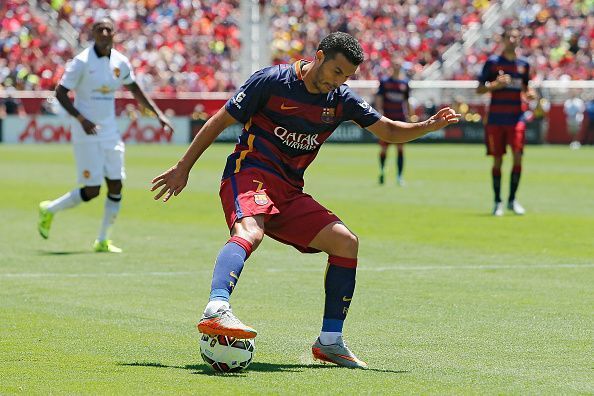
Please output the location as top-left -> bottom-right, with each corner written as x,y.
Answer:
0,263 -> 592,279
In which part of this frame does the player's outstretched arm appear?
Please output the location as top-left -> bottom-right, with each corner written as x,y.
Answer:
367,107 -> 461,144
151,107 -> 236,202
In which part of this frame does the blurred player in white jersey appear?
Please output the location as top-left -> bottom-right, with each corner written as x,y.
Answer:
38,18 -> 173,252
564,92 -> 585,150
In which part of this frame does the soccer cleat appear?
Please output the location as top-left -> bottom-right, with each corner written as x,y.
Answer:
38,201 -> 54,239
397,176 -> 406,186
198,307 -> 257,339
378,174 -> 384,185
93,239 -> 123,253
507,200 -> 525,215
492,202 -> 504,217
312,337 -> 368,369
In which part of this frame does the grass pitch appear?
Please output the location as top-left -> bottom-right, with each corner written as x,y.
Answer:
1,143 -> 592,394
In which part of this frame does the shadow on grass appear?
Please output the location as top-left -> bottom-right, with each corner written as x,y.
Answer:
120,361 -> 408,375
37,250 -> 92,256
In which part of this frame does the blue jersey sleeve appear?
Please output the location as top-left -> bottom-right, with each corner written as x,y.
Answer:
342,87 -> 382,127
478,58 -> 494,84
225,68 -> 275,124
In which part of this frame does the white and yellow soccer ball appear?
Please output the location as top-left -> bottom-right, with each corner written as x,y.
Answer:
199,334 -> 255,372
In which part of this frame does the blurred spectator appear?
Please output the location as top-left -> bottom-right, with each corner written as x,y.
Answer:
0,88 -> 26,118
423,99 -> 437,119
583,94 -> 594,145
191,103 -> 209,121
564,92 -> 586,149
40,97 -> 59,115
121,103 -> 140,120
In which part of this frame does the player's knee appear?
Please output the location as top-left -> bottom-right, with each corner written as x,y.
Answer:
82,186 -> 101,201
106,179 -> 123,195
236,228 -> 264,250
335,231 -> 359,257
232,217 -> 265,250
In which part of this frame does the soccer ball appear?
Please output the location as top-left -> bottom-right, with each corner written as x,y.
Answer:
199,333 -> 255,372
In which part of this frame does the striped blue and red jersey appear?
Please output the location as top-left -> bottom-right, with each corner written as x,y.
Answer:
479,55 -> 530,125
376,77 -> 410,121
223,61 -> 382,188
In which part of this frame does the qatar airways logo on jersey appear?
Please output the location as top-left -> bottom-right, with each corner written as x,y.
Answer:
274,126 -> 320,151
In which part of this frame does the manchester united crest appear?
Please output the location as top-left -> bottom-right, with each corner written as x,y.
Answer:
321,107 -> 336,124
254,193 -> 268,206
113,67 -> 121,78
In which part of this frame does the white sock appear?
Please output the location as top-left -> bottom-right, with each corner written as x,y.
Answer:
47,188 -> 83,213
98,195 -> 121,241
203,300 -> 230,316
319,331 -> 342,345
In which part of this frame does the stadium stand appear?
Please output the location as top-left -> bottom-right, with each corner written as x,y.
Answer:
0,1 -> 74,91
269,0 -> 488,80
0,0 -> 592,92
1,0 -> 241,93
451,0 -> 594,81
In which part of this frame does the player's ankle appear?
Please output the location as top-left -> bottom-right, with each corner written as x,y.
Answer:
203,300 -> 229,316
319,331 -> 342,345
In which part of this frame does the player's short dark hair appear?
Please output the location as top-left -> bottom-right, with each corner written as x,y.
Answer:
502,25 -> 521,38
318,32 -> 365,66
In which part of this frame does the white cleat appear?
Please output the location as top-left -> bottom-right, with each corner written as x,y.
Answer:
492,202 -> 504,217
397,176 -> 406,186
507,200 -> 525,215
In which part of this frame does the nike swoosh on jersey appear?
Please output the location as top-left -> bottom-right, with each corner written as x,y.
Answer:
280,103 -> 299,110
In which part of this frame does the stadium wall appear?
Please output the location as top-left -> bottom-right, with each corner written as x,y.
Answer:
1,98 -> 591,145
0,114 -> 572,145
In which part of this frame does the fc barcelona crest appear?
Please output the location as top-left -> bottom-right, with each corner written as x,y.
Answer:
254,193 -> 268,206
517,64 -> 525,74
321,107 -> 336,124
113,67 -> 121,78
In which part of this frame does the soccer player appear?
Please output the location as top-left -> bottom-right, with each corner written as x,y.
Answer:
151,32 -> 460,368
564,91 -> 585,150
374,58 -> 412,186
477,27 -> 534,216
38,18 -> 172,252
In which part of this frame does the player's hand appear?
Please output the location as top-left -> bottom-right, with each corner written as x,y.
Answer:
492,70 -> 512,90
158,115 -> 174,133
80,117 -> 98,135
425,107 -> 461,131
150,164 -> 189,202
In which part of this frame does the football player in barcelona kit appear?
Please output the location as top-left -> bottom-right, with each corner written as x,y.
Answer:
152,32 -> 460,368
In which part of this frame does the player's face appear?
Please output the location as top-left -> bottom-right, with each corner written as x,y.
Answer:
392,64 -> 401,77
92,22 -> 115,49
313,51 -> 358,94
503,30 -> 520,51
